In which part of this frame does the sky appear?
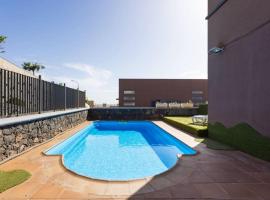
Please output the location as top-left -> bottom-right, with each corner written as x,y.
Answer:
0,0 -> 207,104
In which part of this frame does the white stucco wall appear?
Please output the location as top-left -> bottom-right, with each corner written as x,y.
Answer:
0,57 -> 36,78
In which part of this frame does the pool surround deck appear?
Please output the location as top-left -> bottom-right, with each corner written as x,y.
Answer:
0,121 -> 270,199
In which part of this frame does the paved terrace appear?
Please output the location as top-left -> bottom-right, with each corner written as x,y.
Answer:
0,121 -> 270,199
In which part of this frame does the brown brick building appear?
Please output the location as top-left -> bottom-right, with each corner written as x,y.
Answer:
208,0 -> 270,137
119,79 -> 208,107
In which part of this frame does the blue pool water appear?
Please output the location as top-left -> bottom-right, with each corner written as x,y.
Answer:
45,121 -> 196,181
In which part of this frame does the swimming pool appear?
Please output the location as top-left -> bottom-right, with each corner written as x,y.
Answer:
45,121 -> 196,181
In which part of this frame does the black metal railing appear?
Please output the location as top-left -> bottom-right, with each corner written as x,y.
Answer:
0,68 -> 86,118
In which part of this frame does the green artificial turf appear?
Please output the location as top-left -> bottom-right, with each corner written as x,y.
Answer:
0,170 -> 31,193
209,122 -> 270,161
163,116 -> 208,137
198,104 -> 208,115
195,138 -> 234,150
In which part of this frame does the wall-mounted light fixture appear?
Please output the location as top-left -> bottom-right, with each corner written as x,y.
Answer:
208,46 -> 225,55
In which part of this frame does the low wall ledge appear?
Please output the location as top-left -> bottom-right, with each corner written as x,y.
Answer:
0,108 -> 89,128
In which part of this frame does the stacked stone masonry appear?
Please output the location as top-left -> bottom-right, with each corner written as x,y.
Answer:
0,110 -> 88,161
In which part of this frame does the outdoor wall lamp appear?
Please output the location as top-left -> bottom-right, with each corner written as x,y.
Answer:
208,46 -> 225,55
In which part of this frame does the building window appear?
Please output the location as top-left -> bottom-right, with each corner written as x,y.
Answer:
192,91 -> 203,94
123,102 -> 135,106
123,96 -> 135,101
192,97 -> 203,101
192,90 -> 204,104
124,90 -> 135,94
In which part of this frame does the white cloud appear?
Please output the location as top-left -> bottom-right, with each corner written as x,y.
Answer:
40,63 -> 118,104
63,63 -> 112,87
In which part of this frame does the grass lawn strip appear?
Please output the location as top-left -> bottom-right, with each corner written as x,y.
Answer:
0,170 -> 31,193
163,116 -> 208,137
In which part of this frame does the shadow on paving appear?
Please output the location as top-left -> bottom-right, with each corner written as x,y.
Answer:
127,142 -> 270,200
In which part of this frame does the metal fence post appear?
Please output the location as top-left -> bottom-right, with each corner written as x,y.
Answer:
51,82 -> 55,112
0,69 -> 2,118
16,73 -> 19,116
38,75 -> 42,114
84,90 -> 86,107
64,83 -> 66,110
77,88 -> 79,108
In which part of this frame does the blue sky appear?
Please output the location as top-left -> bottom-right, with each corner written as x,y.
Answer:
0,0 -> 207,104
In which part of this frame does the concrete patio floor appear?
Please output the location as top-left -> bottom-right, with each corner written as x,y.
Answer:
0,121 -> 270,200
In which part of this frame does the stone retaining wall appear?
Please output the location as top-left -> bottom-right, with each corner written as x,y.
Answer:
0,110 -> 88,161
